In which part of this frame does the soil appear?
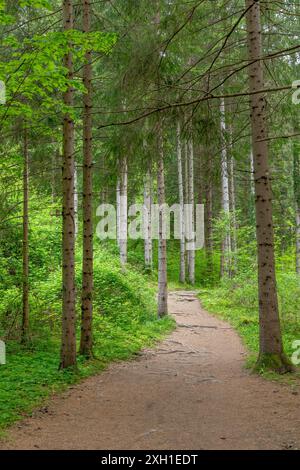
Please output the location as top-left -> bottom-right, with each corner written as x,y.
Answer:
1,291 -> 300,450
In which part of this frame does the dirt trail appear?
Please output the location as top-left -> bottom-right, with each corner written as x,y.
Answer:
1,291 -> 300,450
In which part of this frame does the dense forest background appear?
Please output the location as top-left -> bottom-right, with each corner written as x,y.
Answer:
0,0 -> 300,430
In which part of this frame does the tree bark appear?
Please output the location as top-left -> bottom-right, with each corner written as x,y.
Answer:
293,134 -> 300,274
220,97 -> 231,277
187,123 -> 195,285
157,118 -> 168,317
74,163 -> 78,239
119,157 -> 128,266
60,0 -> 77,369
22,124 -> 29,343
116,178 -> 120,246
245,0 -> 291,372
143,164 -> 153,270
229,153 -> 237,273
177,120 -> 185,283
80,0 -> 93,357
205,147 -> 214,280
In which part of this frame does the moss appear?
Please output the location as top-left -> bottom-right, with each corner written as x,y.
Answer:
254,353 -> 295,374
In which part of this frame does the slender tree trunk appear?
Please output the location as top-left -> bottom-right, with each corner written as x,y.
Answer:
184,137 -> 190,274
116,178 -> 120,246
250,148 -> 255,196
205,149 -> 214,280
119,157 -> 128,266
177,120 -> 185,283
74,163 -> 78,238
293,134 -> 300,274
157,118 -> 168,317
220,97 -> 231,277
229,154 -> 237,274
80,0 -> 93,357
60,0 -> 77,369
245,0 -> 291,372
143,165 -> 153,270
296,208 -> 300,275
187,124 -> 195,284
22,124 -> 29,343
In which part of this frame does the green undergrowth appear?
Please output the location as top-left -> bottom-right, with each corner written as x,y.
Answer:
0,245 -> 175,432
199,271 -> 300,382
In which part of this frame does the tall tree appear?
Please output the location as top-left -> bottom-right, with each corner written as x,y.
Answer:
187,120 -> 195,285
157,117 -> 168,317
119,156 -> 128,266
245,0 -> 291,372
177,119 -> 185,283
80,0 -> 93,357
22,123 -> 29,343
60,0 -> 77,369
220,97 -> 231,277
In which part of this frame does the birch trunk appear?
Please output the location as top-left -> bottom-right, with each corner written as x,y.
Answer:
205,150 -> 213,279
296,207 -> 300,275
246,0 -> 291,372
187,126 -> 195,285
22,124 -> 29,343
157,118 -> 168,317
116,178 -> 120,247
177,120 -> 185,283
220,97 -> 231,277
143,165 -> 153,270
119,157 -> 128,266
60,0 -> 77,369
80,0 -> 93,357
184,137 -> 190,274
293,134 -> 300,274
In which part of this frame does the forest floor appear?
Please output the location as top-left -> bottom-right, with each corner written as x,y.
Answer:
1,291 -> 300,450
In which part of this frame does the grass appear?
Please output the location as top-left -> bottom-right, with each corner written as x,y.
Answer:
199,283 -> 300,383
0,244 -> 176,432
0,316 -> 174,432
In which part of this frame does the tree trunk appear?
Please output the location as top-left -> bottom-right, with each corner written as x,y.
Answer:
245,0 -> 291,372
60,0 -> 77,369
116,178 -> 120,246
229,154 -> 237,274
220,97 -> 231,277
250,148 -> 255,196
293,135 -> 300,274
157,118 -> 168,317
119,157 -> 128,266
177,120 -> 185,283
143,164 -> 153,270
74,163 -> 78,239
205,148 -> 214,280
80,0 -> 93,357
22,124 -> 29,343
187,123 -> 195,285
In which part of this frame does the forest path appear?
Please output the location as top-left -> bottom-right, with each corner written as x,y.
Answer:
2,291 -> 300,450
